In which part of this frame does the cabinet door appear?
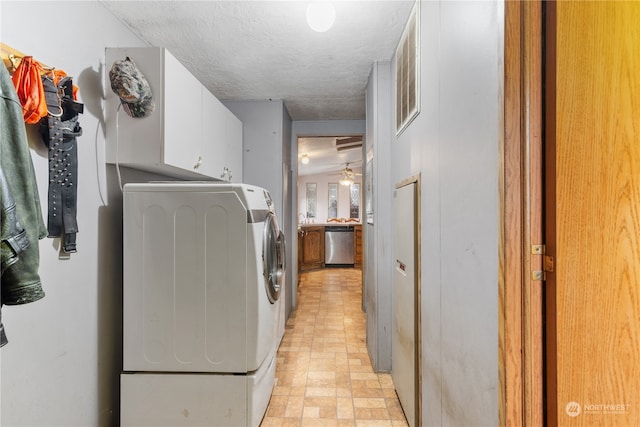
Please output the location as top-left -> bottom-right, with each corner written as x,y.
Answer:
200,90 -> 227,178
297,230 -> 303,267
354,226 -> 363,269
225,111 -> 243,182
163,52 -> 202,172
301,227 -> 324,270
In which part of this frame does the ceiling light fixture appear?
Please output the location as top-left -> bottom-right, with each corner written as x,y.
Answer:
306,2 -> 335,33
301,154 -> 310,164
340,177 -> 353,186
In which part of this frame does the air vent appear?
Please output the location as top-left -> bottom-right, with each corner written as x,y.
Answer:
396,2 -> 420,135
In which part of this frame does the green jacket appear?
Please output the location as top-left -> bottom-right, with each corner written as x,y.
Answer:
0,63 -> 47,306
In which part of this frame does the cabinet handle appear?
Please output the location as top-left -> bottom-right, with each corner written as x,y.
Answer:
194,156 -> 203,170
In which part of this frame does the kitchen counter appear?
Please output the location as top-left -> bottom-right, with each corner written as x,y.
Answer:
298,222 -> 361,227
297,223 -> 363,271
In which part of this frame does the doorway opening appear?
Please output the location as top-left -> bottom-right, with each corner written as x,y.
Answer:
297,136 -> 364,223
296,135 -> 364,274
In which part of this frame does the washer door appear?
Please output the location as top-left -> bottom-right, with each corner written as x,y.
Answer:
263,213 -> 285,303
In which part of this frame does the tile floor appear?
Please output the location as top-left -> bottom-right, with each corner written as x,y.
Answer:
260,268 -> 409,427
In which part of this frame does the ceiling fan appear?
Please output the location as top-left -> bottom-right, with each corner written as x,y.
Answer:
331,162 -> 362,186
335,136 -> 363,151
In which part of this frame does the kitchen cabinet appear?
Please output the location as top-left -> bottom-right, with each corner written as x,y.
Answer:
298,226 -> 325,271
105,47 -> 242,181
354,225 -> 363,269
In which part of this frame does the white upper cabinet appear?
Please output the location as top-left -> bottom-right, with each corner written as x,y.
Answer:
163,52 -> 202,173
105,47 -> 242,181
224,111 -> 243,183
200,90 -> 229,180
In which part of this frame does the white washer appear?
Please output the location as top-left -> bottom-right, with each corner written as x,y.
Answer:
120,182 -> 285,427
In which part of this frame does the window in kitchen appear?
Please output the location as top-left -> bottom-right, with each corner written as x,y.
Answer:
395,1 -> 420,135
306,182 -> 317,220
328,183 -> 338,218
350,183 -> 360,219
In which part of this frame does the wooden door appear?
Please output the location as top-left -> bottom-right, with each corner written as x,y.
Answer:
545,2 -> 640,425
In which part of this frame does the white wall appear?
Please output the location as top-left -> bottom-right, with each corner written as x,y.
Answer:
297,173 -> 362,224
224,100 -> 294,321
1,2 -> 146,425
365,1 -> 503,425
224,100 -> 288,221
364,61 -> 393,372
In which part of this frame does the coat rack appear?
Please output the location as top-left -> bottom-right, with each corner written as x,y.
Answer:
1,42 -> 51,74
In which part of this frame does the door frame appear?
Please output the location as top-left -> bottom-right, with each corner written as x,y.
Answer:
501,1 -> 544,425
394,174 -> 422,427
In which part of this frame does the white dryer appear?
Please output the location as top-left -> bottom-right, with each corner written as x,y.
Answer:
120,182 -> 285,427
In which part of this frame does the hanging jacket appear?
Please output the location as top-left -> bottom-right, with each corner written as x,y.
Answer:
1,165 -> 30,274
0,63 -> 47,306
1,165 -> 31,347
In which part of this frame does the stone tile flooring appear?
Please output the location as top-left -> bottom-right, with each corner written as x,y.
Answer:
260,268 -> 409,427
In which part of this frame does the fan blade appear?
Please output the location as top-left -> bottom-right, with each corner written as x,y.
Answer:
336,136 -> 362,145
335,136 -> 363,152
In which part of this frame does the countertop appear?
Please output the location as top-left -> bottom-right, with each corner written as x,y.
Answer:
298,222 -> 361,228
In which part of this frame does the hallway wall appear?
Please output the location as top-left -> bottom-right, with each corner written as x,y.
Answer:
224,99 -> 294,322
365,1 -> 503,425
405,2 -> 501,424
364,61 -> 393,372
1,2 -> 146,425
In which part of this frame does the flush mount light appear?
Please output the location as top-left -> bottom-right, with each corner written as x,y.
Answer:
306,2 -> 335,33
301,154 -> 310,164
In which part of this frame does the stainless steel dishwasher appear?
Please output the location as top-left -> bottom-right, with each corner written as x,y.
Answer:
324,226 -> 354,265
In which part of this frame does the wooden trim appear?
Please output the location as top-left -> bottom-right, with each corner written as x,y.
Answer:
543,1 -> 558,424
523,2 -> 544,425
501,1 -> 524,425
395,174 -> 419,190
502,1 -> 544,425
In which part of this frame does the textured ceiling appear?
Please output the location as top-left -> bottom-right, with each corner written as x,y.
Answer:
99,0 -> 414,121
